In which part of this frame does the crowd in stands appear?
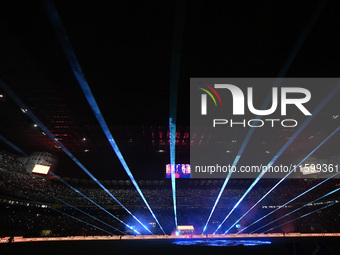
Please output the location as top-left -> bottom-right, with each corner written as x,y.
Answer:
0,150 -> 26,173
1,168 -> 337,209
0,150 -> 339,237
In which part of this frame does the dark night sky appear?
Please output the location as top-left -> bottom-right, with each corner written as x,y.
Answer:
0,0 -> 339,180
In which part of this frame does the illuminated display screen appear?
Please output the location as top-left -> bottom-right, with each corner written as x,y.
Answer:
32,164 -> 50,175
166,164 -> 191,178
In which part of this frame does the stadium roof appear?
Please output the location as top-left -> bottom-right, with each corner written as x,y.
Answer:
0,0 -> 339,180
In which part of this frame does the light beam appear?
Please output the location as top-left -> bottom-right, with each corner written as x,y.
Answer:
42,0 -> 162,235
43,190 -> 126,235
202,1 -> 327,233
216,86 -> 339,235
263,202 -> 338,233
225,87 -> 340,234
168,0 -> 186,230
52,173 -> 140,234
3,184 -> 116,236
0,134 -> 28,156
241,169 -> 340,233
0,78 -> 146,234
250,186 -> 340,233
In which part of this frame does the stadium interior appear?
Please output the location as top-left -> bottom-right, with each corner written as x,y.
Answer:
0,0 -> 340,254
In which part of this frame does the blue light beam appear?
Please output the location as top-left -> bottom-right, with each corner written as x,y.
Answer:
0,78 -> 144,234
43,190 -> 125,235
51,173 -> 140,234
168,0 -> 186,230
225,88 -> 340,234
250,186 -> 340,233
43,0 -> 163,234
241,169 -> 340,233
202,1 -> 327,233
52,207 -> 116,236
9,186 -> 116,236
0,136 -> 124,234
170,118 -> 178,228
0,134 -> 28,156
215,87 -> 339,235
263,202 -> 338,234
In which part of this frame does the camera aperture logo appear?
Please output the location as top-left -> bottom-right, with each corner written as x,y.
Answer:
197,82 -> 312,128
190,78 -> 339,179
198,83 -> 223,114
